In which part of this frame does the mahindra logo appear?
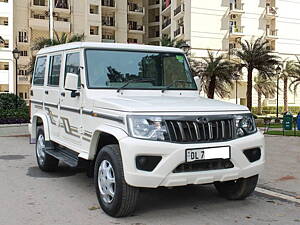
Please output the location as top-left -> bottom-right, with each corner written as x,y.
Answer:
196,117 -> 208,124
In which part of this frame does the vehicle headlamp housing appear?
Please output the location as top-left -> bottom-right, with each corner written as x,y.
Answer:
234,114 -> 257,138
127,115 -> 169,141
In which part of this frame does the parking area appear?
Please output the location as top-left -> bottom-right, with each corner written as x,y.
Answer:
0,127 -> 299,225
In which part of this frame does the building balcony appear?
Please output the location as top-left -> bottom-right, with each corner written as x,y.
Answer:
101,0 -> 116,11
128,24 -> 145,34
161,1 -> 171,16
229,3 -> 244,15
102,18 -> 116,30
29,18 -> 70,32
128,4 -> 145,16
149,0 -> 160,9
174,26 -> 184,39
174,4 -> 184,17
102,37 -> 115,43
0,70 -> 9,85
265,6 -> 278,18
229,25 -> 244,37
18,75 -> 30,85
266,29 -> 278,39
162,18 -> 171,30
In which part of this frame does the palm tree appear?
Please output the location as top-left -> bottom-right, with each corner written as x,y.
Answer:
235,37 -> 280,111
32,31 -> 84,51
280,60 -> 296,112
29,32 -> 84,73
289,58 -> 300,95
200,51 -> 236,99
254,76 -> 276,115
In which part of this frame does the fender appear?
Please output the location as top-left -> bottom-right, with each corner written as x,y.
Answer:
88,124 -> 128,160
31,112 -> 51,143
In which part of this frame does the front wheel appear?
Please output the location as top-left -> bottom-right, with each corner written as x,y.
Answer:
94,145 -> 139,217
214,175 -> 258,200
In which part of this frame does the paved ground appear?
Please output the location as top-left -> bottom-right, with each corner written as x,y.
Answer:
0,127 -> 299,225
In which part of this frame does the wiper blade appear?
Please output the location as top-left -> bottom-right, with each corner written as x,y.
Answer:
161,80 -> 192,93
117,78 -> 154,93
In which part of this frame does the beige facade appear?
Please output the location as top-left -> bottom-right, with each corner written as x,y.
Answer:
0,0 -> 299,107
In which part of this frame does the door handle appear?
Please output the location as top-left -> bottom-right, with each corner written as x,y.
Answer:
61,92 -> 65,97
45,90 -> 48,95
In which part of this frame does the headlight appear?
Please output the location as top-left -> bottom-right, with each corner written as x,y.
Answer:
235,114 -> 257,137
127,116 -> 169,141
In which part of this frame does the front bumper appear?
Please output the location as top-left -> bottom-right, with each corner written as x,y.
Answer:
119,131 -> 265,188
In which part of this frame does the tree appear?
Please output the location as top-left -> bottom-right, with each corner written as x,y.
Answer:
31,31 -> 84,51
29,32 -> 84,74
254,76 -> 276,115
235,37 -> 280,111
289,58 -> 300,95
280,60 -> 296,112
200,51 -> 236,99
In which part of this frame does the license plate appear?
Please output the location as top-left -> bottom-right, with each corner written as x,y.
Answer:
186,146 -> 231,163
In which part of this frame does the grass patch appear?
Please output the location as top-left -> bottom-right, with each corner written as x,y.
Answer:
257,124 -> 282,128
265,130 -> 300,136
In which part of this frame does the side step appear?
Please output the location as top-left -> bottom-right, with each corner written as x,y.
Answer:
45,145 -> 79,167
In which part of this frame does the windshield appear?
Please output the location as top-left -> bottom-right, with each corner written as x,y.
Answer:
85,49 -> 197,90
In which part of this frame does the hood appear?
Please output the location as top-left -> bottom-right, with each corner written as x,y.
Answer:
91,94 -> 249,113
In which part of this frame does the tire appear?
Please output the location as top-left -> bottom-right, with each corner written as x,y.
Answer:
35,126 -> 59,172
214,175 -> 258,200
94,144 -> 139,217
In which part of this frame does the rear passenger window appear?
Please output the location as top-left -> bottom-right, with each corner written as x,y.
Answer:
33,56 -> 47,85
48,55 -> 61,86
65,52 -> 80,87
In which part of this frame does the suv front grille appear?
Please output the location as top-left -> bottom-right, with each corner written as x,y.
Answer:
165,118 -> 234,143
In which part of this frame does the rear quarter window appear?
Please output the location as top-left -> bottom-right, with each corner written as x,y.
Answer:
33,56 -> 47,86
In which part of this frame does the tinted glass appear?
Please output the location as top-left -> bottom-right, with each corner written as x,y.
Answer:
85,50 -> 196,90
48,55 -> 61,86
33,56 -> 47,85
65,52 -> 80,87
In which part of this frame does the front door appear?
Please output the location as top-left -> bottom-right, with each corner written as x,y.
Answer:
59,51 -> 82,146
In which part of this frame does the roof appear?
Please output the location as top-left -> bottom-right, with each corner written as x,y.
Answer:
37,42 -> 184,55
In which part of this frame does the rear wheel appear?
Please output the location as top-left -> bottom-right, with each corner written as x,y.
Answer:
36,127 -> 59,172
94,144 -> 139,217
214,175 -> 258,200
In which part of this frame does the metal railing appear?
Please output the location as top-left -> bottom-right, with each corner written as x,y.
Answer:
162,18 -> 171,29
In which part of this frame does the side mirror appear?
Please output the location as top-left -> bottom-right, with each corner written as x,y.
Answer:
65,73 -> 80,97
194,76 -> 202,92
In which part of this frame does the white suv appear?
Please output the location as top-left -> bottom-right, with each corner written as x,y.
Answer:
29,42 -> 264,217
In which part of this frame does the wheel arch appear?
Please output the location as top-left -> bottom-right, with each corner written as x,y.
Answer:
31,112 -> 51,142
88,125 -> 128,160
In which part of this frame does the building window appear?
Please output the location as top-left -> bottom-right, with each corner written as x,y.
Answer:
20,51 -> 28,57
0,40 -> 9,48
90,26 -> 99,35
33,14 -> 46,19
18,31 -> 28,43
90,5 -> 99,14
128,38 -> 138,43
33,0 -> 46,6
0,62 -> 9,70
18,69 -> 28,75
0,17 -> 8,26
55,0 -> 69,9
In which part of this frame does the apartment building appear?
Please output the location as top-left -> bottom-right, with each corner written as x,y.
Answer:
0,0 -> 146,102
155,0 -> 300,107
0,0 -> 14,94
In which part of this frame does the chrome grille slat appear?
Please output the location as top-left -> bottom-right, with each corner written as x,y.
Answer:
166,118 -> 234,143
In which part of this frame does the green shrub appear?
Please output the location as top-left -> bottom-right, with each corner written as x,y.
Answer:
252,106 -> 300,115
0,93 -> 29,124
0,93 -> 26,109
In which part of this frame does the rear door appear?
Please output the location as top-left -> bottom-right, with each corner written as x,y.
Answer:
44,54 -> 62,139
59,50 -> 82,147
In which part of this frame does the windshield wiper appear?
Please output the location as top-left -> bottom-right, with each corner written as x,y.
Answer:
117,78 -> 154,93
161,80 -> 192,93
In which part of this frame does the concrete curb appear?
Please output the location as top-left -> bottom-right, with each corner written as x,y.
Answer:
0,123 -> 29,128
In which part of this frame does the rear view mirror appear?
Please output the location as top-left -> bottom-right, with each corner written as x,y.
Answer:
65,73 -> 80,97
194,76 -> 202,92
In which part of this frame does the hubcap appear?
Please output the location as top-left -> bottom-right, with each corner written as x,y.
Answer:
98,160 -> 116,204
36,134 -> 46,165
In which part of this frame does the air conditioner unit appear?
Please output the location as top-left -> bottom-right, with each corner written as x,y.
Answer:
230,15 -> 237,19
